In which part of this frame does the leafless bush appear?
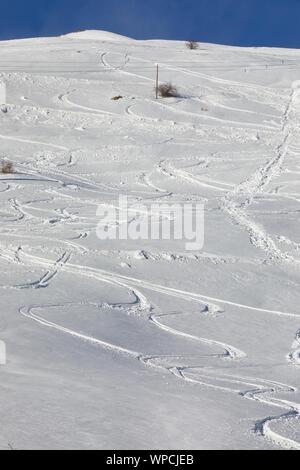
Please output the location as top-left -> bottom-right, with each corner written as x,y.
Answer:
0,161 -> 14,174
186,41 -> 199,50
158,83 -> 179,98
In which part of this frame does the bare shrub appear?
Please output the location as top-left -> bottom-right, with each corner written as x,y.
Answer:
111,95 -> 123,101
158,83 -> 179,98
0,161 -> 14,174
186,41 -> 199,50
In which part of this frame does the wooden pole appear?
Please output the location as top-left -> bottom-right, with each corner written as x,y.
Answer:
155,63 -> 159,99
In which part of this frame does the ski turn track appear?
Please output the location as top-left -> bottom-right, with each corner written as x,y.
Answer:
17,248 -> 300,450
1,37 -> 300,450
222,81 -> 300,265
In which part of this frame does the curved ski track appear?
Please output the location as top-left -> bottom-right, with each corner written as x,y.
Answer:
1,49 -> 300,450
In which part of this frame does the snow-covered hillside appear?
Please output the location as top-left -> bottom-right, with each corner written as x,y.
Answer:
0,30 -> 299,450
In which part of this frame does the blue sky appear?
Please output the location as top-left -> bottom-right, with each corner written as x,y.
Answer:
1,0 -> 300,48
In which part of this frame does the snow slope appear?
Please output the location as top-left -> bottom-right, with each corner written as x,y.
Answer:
63,30 -> 133,42
0,30 -> 299,450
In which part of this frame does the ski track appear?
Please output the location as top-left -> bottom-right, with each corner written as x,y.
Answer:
2,183 -> 300,449
221,80 -> 300,265
17,250 -> 300,449
0,133 -> 68,151
1,41 -> 300,450
157,160 -> 230,192
57,89 -> 121,117
10,244 -> 300,448
102,52 -> 278,131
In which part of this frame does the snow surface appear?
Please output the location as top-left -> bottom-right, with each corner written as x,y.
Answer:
63,30 -> 133,42
0,30 -> 299,450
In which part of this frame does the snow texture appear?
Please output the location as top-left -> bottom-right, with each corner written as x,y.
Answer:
0,30 -> 299,450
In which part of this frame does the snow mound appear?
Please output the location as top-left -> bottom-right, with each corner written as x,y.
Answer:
63,30 -> 133,42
